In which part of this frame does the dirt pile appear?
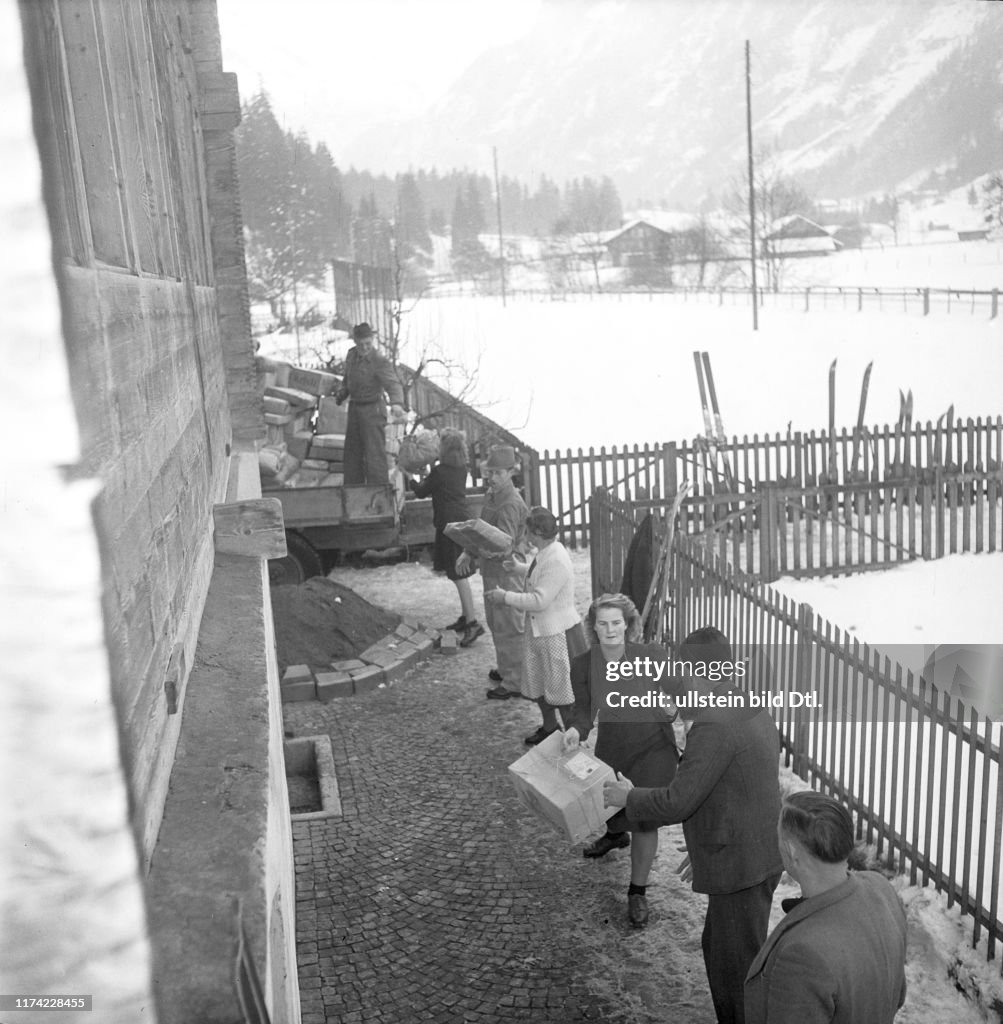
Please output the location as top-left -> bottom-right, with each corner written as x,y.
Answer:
270,576 -> 399,672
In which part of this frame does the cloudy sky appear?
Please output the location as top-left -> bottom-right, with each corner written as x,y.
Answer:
217,0 -> 542,157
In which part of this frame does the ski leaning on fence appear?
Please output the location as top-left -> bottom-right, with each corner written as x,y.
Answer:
641,480 -> 693,642
693,351 -> 737,493
848,360 -> 873,479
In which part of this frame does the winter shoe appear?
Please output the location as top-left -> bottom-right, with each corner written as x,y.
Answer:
459,621 -> 485,647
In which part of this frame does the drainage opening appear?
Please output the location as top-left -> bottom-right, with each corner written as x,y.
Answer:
283,735 -> 341,819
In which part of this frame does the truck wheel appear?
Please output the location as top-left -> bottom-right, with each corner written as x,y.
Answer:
268,532 -> 323,586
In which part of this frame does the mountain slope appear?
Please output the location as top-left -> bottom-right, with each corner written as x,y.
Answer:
341,0 -> 1003,204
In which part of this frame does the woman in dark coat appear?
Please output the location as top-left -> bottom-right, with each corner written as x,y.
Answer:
407,429 -> 477,635
562,592 -> 679,929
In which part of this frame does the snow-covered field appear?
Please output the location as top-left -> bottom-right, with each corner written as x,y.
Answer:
400,295 -> 1001,452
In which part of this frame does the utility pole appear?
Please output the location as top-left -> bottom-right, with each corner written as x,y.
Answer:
745,39 -> 759,331
493,146 -> 507,307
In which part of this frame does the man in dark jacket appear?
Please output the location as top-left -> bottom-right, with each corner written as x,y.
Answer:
335,323 -> 405,485
745,791 -> 907,1023
605,627 -> 783,1024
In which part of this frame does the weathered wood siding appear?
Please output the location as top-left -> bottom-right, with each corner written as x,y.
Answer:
21,0 -> 236,861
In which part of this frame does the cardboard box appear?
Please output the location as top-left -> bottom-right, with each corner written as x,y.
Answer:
507,731 -> 618,843
265,385 -> 317,410
287,366 -> 337,397
444,518 -> 513,558
316,396 -> 349,435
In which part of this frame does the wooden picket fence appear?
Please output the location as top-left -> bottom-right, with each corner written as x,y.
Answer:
543,415 -> 1003,548
430,284 -> 1002,319
661,534 -> 1003,970
590,469 -> 1003,588
588,477 -> 1003,968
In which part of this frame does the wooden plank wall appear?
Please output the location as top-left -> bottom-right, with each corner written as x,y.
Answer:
22,0 -> 233,863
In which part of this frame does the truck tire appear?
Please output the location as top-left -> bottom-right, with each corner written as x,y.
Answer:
268,531 -> 323,586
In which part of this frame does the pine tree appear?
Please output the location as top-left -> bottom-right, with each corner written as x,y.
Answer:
396,172 -> 431,257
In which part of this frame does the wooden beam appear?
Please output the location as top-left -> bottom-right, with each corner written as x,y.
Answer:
213,498 -> 286,558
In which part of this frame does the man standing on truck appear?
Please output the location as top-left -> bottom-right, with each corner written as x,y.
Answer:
335,323 -> 407,485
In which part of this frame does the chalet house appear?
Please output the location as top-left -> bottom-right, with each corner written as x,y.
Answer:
763,215 -> 841,257
604,219 -> 677,267
7,2 -> 299,1022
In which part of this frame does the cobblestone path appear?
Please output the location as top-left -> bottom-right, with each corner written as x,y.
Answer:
282,560 -> 719,1024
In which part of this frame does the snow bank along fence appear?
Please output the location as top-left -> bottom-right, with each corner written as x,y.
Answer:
659,535 -> 1002,970
545,415 -> 1003,550
430,285 -> 1000,318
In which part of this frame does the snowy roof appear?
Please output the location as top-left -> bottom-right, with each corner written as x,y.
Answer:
764,214 -> 834,240
605,212 -> 701,246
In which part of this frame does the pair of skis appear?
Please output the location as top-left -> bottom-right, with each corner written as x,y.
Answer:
826,359 -> 874,481
693,351 -> 737,493
892,387 -> 913,472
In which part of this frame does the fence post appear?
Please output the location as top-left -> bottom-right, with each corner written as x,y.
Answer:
991,288 -> 999,319
804,287 -> 810,313
760,485 -> 781,582
663,441 -> 678,500
934,466 -> 945,558
792,602 -> 815,778
922,288 -> 930,316
589,491 -> 600,599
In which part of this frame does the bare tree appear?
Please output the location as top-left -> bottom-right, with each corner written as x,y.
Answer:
726,146 -> 815,292
384,232 -> 493,438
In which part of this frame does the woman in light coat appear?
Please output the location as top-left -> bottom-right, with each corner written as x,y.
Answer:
485,506 -> 586,745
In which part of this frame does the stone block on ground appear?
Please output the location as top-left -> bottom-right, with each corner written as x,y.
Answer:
409,632 -> 436,656
331,658 -> 366,672
393,622 -> 416,640
359,647 -> 400,670
390,639 -> 422,662
348,665 -> 385,693
438,631 -> 458,655
315,670 -> 354,701
282,664 -> 313,683
281,678 -> 316,703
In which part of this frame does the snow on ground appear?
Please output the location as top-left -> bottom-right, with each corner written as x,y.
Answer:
773,551 -> 1003,646
402,295 -> 1002,452
793,239 -> 1003,291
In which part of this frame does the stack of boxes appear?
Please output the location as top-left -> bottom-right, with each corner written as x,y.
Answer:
306,393 -> 350,485
256,355 -> 409,491
255,358 -> 341,487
